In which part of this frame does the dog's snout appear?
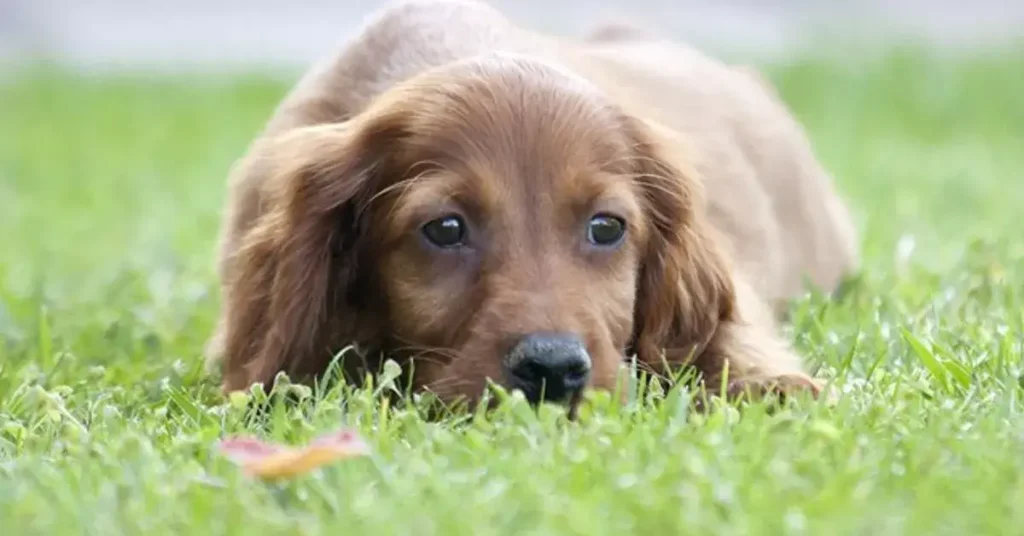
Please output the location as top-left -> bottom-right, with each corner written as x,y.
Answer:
505,332 -> 591,404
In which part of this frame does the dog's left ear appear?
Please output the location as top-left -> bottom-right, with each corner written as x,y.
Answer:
624,117 -> 737,369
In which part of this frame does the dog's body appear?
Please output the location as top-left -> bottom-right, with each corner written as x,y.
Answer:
208,0 -> 859,405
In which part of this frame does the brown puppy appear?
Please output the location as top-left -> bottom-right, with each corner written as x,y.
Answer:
206,0 -> 859,407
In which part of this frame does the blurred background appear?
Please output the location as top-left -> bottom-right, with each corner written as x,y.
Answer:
2,0 -> 1023,72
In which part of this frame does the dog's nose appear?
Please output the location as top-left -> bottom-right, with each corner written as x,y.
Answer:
504,332 -> 591,404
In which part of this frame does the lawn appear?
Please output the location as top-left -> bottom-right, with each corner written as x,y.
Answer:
2,45 -> 1023,535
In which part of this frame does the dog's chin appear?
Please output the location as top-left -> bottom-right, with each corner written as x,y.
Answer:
420,382 -> 585,421
508,386 -> 587,421
564,391 -> 585,421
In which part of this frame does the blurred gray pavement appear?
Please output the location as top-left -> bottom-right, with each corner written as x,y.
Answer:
1,0 -> 1022,71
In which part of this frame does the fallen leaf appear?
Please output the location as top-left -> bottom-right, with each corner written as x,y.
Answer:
218,437 -> 285,463
218,428 -> 370,481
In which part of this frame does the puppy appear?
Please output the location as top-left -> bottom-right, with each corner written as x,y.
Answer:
206,0 -> 859,407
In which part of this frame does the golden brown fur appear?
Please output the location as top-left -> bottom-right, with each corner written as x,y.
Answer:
207,0 -> 859,405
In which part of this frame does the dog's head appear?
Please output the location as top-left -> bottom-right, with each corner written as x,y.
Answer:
221,53 -> 733,406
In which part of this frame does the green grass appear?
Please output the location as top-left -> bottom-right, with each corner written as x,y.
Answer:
2,45 -> 1024,535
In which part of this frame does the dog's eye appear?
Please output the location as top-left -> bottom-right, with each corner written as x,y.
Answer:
587,214 -> 626,246
421,215 -> 466,248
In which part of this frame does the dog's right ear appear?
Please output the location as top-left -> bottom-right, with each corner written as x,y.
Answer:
623,117 -> 736,371
218,110 -> 406,393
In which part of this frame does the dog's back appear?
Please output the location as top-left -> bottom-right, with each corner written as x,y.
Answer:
263,1 -> 520,135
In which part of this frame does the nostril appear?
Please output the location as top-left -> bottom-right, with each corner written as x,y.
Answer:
516,355 -> 589,383
562,360 -> 590,387
514,359 -> 547,383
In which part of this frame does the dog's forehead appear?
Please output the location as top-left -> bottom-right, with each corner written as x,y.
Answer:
403,89 -> 632,197
399,54 -> 632,163
385,54 -> 643,230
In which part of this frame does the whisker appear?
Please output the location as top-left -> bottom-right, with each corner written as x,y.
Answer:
421,377 -> 476,402
389,338 -> 464,361
423,375 -> 471,390
386,338 -> 469,370
402,159 -> 451,177
629,176 -> 690,203
362,171 -> 429,214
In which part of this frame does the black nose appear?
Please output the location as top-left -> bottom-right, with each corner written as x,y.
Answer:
504,332 -> 591,404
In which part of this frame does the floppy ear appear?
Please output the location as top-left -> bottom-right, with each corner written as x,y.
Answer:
219,117 -> 401,392
625,118 -> 824,399
625,118 -> 736,370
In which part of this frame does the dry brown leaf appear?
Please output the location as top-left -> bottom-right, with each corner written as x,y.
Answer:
218,428 -> 370,481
